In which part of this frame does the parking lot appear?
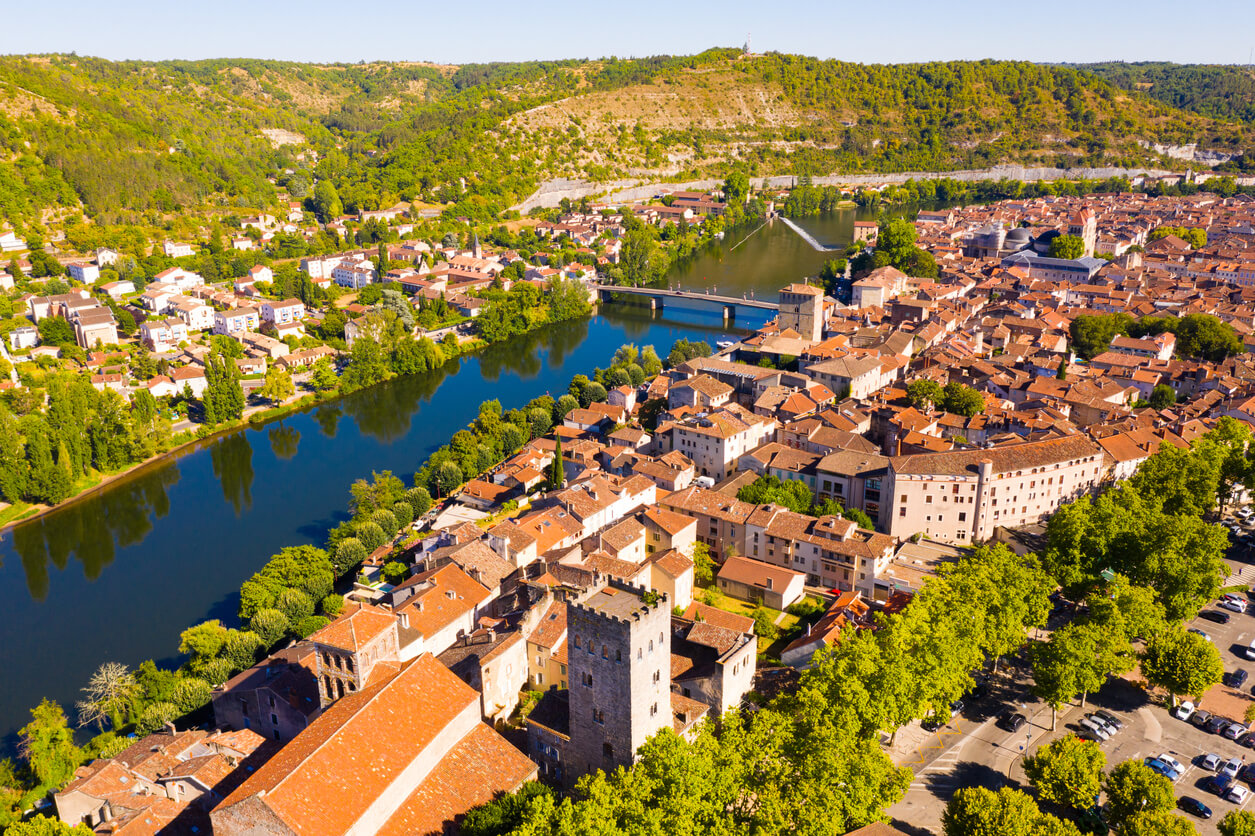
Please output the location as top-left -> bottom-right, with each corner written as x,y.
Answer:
889,590 -> 1255,835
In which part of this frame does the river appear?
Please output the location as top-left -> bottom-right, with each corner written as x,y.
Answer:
0,209 -> 869,753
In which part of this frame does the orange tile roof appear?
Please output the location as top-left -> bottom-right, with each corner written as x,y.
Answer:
217,654 -> 478,836
376,723 -> 537,836
308,602 -> 396,654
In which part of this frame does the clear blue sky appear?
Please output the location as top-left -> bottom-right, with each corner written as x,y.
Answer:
2,0 -> 1252,66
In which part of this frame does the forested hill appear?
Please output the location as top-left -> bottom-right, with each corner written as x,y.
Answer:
1079,62 -> 1255,125
0,51 -> 1250,227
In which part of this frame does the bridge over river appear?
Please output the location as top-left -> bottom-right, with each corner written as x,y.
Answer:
594,283 -> 780,320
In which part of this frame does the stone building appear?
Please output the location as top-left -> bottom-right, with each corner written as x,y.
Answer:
565,581 -> 673,778
777,282 -> 825,343
309,602 -> 399,708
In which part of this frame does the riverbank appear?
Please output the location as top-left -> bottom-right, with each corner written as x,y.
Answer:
0,304 -> 594,535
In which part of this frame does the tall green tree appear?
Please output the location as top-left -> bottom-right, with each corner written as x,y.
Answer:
18,700 -> 80,788
1102,760 -> 1175,830
1140,625 -> 1224,705
1023,734 -> 1106,810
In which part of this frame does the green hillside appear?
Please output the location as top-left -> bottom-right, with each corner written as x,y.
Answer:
1079,62 -> 1255,125
0,51 -> 1249,228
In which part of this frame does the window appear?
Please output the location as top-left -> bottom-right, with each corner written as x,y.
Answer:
273,729 -> 281,741
653,670 -> 661,683
899,507 -> 907,517
582,672 -> 593,687
593,709 -> 605,724
270,713 -> 278,725
603,743 -> 614,759
650,702 -> 658,717
959,512 -> 966,522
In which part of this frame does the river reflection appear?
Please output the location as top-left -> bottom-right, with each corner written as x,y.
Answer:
12,465 -> 181,601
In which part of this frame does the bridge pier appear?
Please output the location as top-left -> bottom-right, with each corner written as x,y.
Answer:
723,305 -> 734,322
650,298 -> 661,313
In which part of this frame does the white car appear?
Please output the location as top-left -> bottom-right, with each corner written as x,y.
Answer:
1202,753 -> 1223,772
1079,717 -> 1112,740
1220,598 -> 1247,614
1228,785 -> 1251,805
1160,754 -> 1186,775
1222,757 -> 1243,779
1173,701 -> 1196,721
1246,641 -> 1255,661
1189,628 -> 1213,643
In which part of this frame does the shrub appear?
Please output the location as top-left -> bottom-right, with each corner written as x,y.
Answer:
752,606 -> 779,640
391,501 -> 414,527
222,630 -> 264,672
136,702 -> 179,735
171,678 -> 213,713
296,615 -> 330,638
250,608 -> 290,647
276,588 -> 314,624
321,594 -> 344,618
356,521 -> 386,552
406,486 -> 432,517
371,508 -> 398,535
383,561 -> 408,585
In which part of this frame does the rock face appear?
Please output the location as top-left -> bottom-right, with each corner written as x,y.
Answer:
1138,141 -> 1239,165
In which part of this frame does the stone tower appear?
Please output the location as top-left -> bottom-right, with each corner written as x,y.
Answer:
778,282 -> 825,342
566,580 -> 671,778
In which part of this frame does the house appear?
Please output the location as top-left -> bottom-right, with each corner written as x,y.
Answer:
140,317 -> 190,352
98,280 -> 135,299
780,591 -> 874,668
388,564 -> 493,660
168,296 -> 215,331
9,326 -> 38,350
212,645 -> 321,743
214,307 -> 260,337
654,404 -> 777,482
716,555 -> 807,610
67,262 -> 100,283
55,726 -> 271,834
260,298 -> 306,327
152,266 -> 205,292
210,654 -> 538,836
332,260 -> 376,289
886,435 -> 1104,544
72,309 -> 119,350
0,231 -> 27,252
170,365 -> 209,397
163,240 -> 195,258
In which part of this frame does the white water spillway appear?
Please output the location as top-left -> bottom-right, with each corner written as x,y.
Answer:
777,216 -> 842,252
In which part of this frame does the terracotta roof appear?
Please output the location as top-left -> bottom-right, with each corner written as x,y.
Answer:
396,564 -> 491,639
216,655 -> 478,836
375,722 -> 537,836
308,602 -> 396,653
680,601 -> 755,634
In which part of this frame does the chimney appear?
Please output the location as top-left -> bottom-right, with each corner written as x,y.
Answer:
398,611 -> 409,629
163,721 -> 176,736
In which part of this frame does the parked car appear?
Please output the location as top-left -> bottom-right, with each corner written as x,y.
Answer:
1225,723 -> 1248,740
1228,785 -> 1251,804
1202,611 -> 1232,625
998,711 -> 1026,732
1173,701 -> 1196,721
1201,753 -> 1223,772
1179,797 -> 1213,819
1094,710 -> 1125,731
1208,715 -> 1232,734
1190,628 -> 1215,641
1159,754 -> 1186,775
1087,714 -> 1119,735
1224,669 -> 1249,688
1222,757 -> 1243,779
1145,757 -> 1181,781
1205,774 -> 1233,796
1220,598 -> 1247,614
1079,717 -> 1112,740
1247,639 -> 1255,661
1191,709 -> 1215,729
1241,763 -> 1255,782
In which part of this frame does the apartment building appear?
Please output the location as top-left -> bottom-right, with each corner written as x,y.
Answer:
654,404 -> 776,481
886,435 -> 1104,543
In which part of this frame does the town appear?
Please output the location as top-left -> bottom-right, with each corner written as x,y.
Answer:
3,175 -> 1255,836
